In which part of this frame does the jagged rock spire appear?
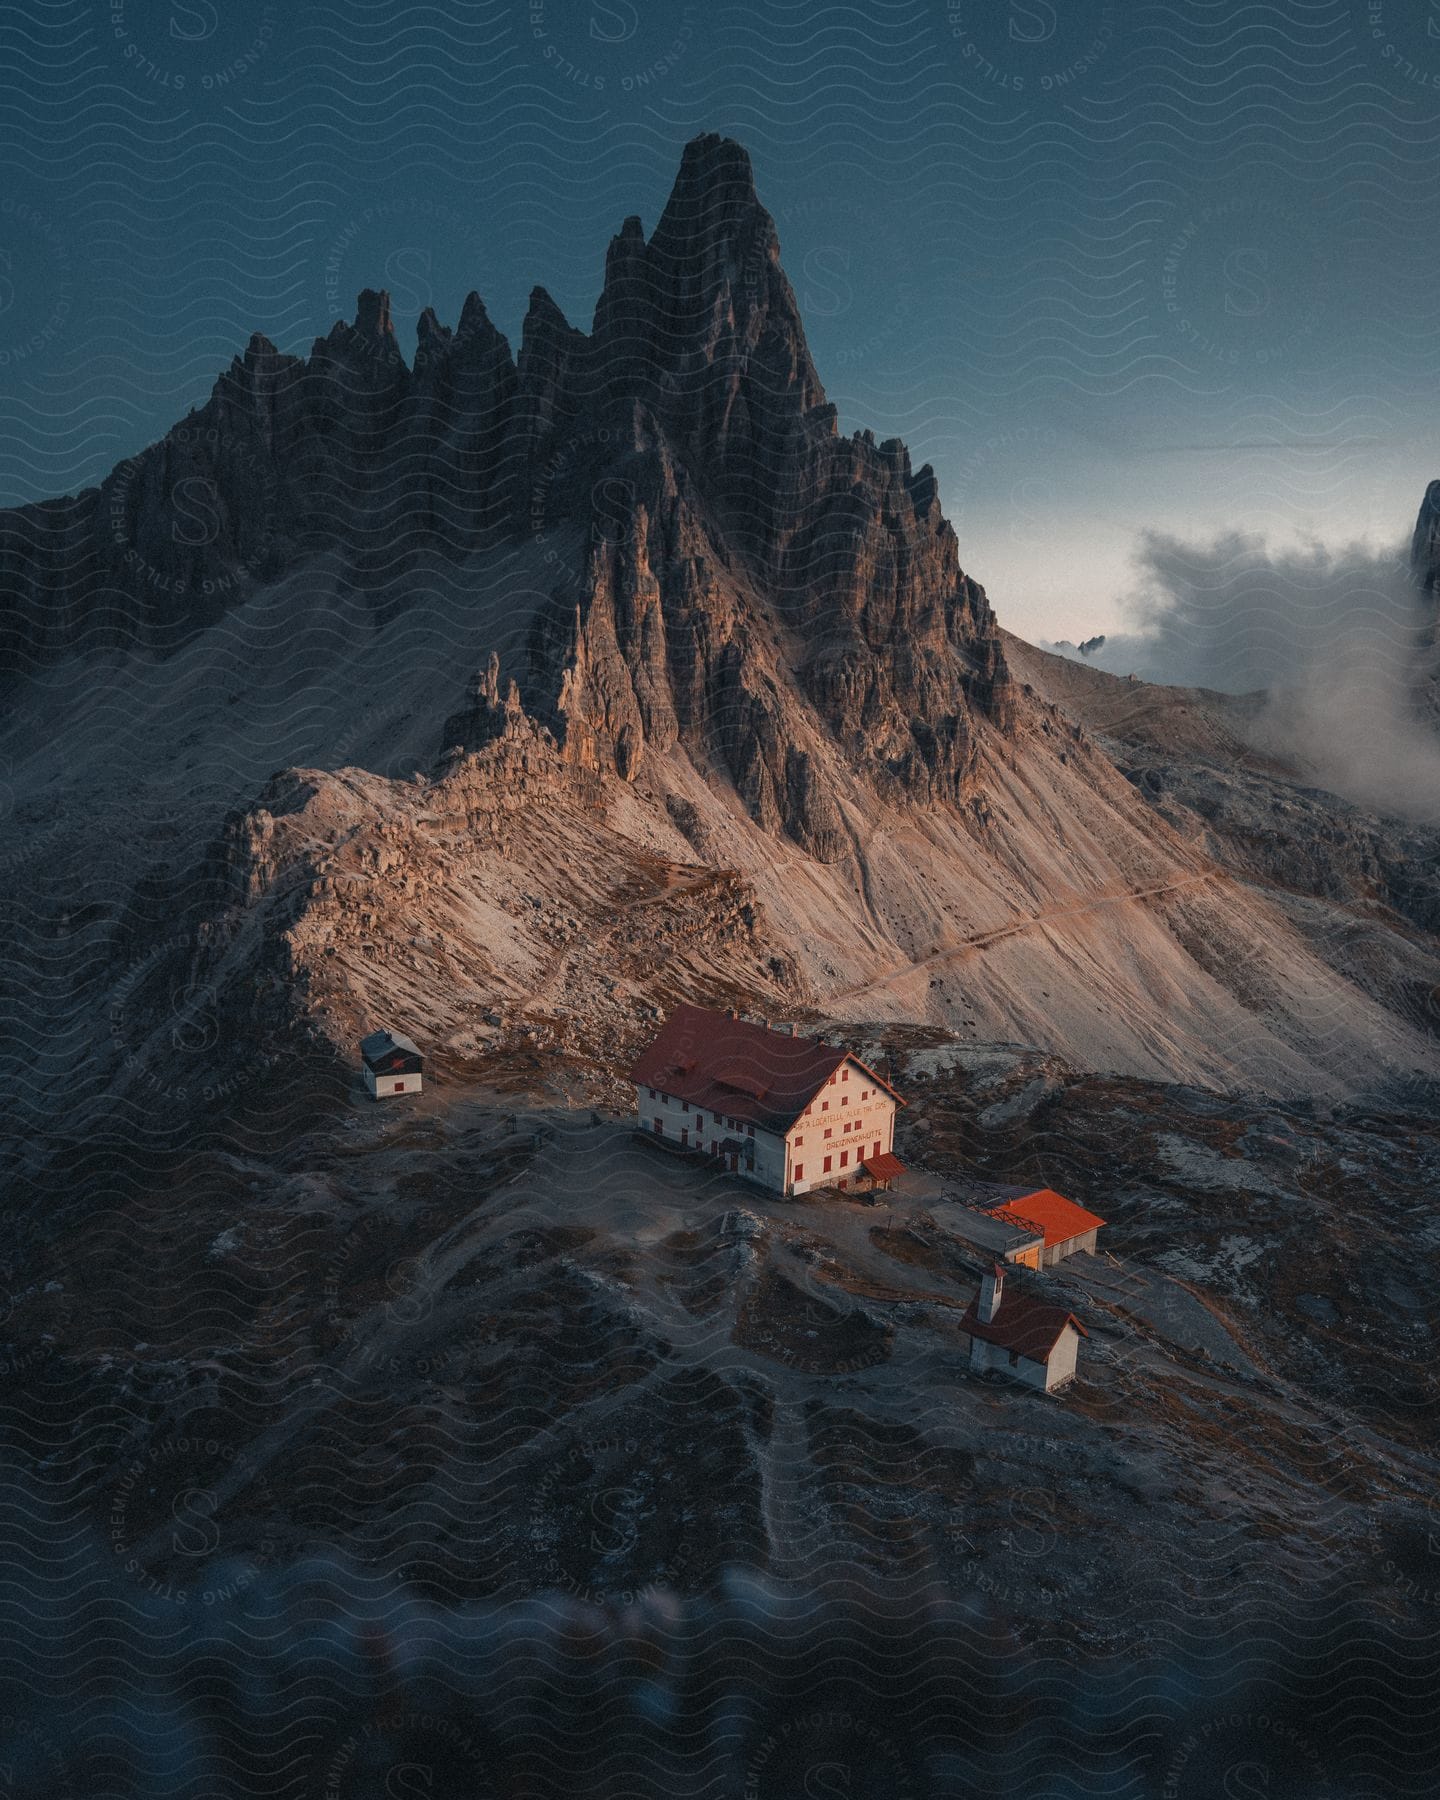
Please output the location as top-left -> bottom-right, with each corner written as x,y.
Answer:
353,288 -> 396,341
1410,479 -> 1440,596
0,130 -> 1012,848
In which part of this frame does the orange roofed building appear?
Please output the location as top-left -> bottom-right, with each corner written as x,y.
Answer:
984,1188 -> 1106,1268
630,1004 -> 905,1196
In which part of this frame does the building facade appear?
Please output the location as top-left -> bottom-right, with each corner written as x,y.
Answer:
985,1189 -> 1106,1266
961,1265 -> 1087,1395
361,1028 -> 424,1099
631,1006 -> 904,1198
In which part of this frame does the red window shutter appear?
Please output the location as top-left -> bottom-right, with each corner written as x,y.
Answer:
393,1081 -> 404,1092
840,1150 -> 848,1168
872,1140 -> 880,1159
794,1163 -> 804,1181
823,1155 -> 832,1173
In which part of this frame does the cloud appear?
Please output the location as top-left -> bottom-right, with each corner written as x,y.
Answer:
1047,530 -> 1440,823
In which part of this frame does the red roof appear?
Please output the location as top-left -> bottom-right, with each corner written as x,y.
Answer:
630,1005 -> 904,1134
986,1188 -> 1105,1249
860,1152 -> 905,1182
960,1287 -> 1087,1364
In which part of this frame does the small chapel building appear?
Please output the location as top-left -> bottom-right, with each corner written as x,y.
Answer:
960,1264 -> 1087,1395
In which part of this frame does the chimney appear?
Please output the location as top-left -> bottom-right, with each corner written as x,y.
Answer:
978,1264 -> 1004,1324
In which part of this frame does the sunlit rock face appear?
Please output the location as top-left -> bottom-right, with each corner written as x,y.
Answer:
0,134 -> 1012,849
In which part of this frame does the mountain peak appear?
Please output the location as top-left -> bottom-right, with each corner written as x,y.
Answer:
457,290 -> 497,339
673,131 -> 758,204
0,130 -> 1002,828
649,131 -> 770,273
416,305 -> 449,346
354,287 -> 396,340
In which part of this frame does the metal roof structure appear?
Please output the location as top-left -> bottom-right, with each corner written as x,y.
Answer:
359,1029 -> 423,1070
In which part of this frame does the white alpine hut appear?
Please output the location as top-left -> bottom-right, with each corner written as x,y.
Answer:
960,1264 -> 1088,1395
360,1028 -> 424,1100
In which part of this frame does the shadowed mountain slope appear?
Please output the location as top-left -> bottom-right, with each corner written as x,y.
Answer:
1,137 -> 1437,1173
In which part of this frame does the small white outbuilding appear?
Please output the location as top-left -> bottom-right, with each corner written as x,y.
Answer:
960,1264 -> 1087,1395
360,1028 -> 424,1100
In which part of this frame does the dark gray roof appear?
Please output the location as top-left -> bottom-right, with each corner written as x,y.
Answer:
940,1203 -> 1042,1257
360,1028 -> 422,1066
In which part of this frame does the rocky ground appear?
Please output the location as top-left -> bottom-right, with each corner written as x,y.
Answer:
9,1029 -> 1436,1652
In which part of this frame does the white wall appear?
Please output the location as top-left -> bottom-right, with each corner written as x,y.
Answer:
738,1127 -> 786,1191
635,1059 -> 898,1197
368,1069 -> 423,1099
785,1060 -> 896,1194
1042,1228 -> 1099,1267
634,1084 -> 781,1185
1044,1325 -> 1081,1391
968,1333 -> 1052,1392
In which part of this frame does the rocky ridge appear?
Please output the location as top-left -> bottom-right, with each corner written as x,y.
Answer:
0,135 -> 1010,857
2,137 -> 1439,1166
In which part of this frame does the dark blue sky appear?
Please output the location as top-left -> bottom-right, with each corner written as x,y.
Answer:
4,0 -> 1439,640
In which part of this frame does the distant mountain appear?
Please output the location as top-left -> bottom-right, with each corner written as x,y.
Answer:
2,136 -> 1437,1169
1409,478 -> 1440,597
